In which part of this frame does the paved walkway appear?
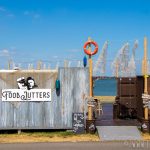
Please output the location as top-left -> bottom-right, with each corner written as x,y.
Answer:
0,142 -> 150,150
97,126 -> 142,141
96,103 -> 142,141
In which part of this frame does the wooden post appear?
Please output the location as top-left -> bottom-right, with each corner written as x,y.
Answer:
116,59 -> 119,78
89,57 -> 93,97
43,63 -> 46,69
88,37 -> 93,120
37,61 -> 42,70
143,37 -> 149,120
8,60 -> 11,70
28,64 -> 30,70
18,129 -> 21,134
64,60 -> 68,68
143,37 -> 148,94
144,106 -> 149,120
48,64 -> 51,69
31,64 -> 33,69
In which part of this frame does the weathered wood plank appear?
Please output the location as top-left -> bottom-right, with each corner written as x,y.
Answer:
0,68 -> 89,129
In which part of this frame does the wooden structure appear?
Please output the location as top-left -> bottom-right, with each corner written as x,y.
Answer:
0,68 -> 89,130
142,37 -> 149,120
113,76 -> 150,120
114,76 -> 144,119
84,37 -> 99,121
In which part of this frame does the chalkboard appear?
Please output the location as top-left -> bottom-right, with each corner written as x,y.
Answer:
72,113 -> 85,134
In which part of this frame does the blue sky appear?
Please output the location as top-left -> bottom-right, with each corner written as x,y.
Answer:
0,0 -> 150,71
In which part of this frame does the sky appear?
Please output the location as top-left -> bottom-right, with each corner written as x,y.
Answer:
0,0 -> 150,72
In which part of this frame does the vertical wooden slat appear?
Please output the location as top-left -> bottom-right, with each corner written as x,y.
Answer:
0,68 -> 89,129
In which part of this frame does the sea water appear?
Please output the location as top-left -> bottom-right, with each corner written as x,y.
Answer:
93,78 -> 117,96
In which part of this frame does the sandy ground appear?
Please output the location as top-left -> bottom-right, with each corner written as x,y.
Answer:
142,133 -> 150,140
0,132 -> 150,143
94,96 -> 115,103
0,133 -> 99,143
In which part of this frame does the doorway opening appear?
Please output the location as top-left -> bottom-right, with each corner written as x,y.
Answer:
93,77 -> 117,122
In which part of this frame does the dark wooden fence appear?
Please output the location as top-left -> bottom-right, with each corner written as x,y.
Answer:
114,76 -> 150,120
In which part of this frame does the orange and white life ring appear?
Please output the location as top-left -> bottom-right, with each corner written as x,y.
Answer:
83,41 -> 98,56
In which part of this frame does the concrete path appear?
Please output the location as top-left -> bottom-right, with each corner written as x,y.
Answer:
97,126 -> 142,141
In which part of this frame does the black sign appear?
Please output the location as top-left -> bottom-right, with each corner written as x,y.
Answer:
72,113 -> 85,134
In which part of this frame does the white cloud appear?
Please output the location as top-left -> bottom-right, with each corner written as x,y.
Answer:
7,13 -> 15,18
23,10 -> 40,19
0,6 -> 6,12
67,49 -> 81,53
33,14 -> 40,19
53,55 -> 59,59
10,46 -> 16,50
0,49 -> 10,57
24,11 -> 30,15
0,6 -> 15,18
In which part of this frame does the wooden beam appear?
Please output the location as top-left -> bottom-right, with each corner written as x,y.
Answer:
37,61 -> 42,70
143,37 -> 148,94
143,37 -> 149,120
87,37 -> 93,120
0,69 -> 58,73
89,57 -> 93,97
